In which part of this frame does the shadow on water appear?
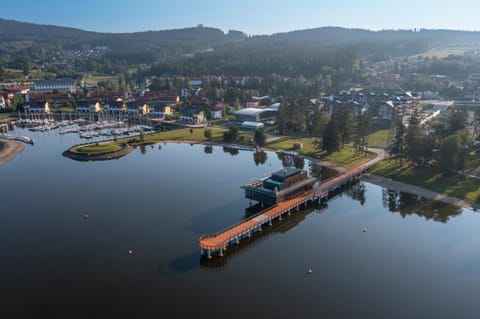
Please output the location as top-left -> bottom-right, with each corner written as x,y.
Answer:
200,204 -> 328,271
158,251 -> 200,275
187,200 -> 250,234
381,188 -> 464,223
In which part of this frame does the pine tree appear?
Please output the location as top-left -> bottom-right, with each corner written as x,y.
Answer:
322,115 -> 340,153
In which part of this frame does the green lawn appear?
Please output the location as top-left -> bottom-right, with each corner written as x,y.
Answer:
138,128 -> 226,143
266,137 -> 376,169
73,143 -> 122,155
114,127 -> 254,146
2,68 -> 56,81
266,138 -> 319,156
371,160 -> 480,204
368,129 -> 392,147
85,75 -> 119,86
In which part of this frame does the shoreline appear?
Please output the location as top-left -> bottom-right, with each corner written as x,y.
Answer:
64,138 -> 475,210
363,174 -> 478,210
0,139 -> 24,166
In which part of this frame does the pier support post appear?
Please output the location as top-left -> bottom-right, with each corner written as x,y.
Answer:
248,231 -> 252,238
288,209 -> 291,216
258,225 -> 262,232
279,214 -> 282,221
269,219 -> 272,226
236,237 -> 240,244
219,248 -> 224,257
207,250 -> 212,259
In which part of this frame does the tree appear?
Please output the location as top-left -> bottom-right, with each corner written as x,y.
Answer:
447,108 -> 467,135
405,125 -> 427,165
253,129 -> 267,146
353,112 -> 371,155
322,116 -> 340,153
390,121 -> 406,165
204,129 -> 212,140
310,108 -> 330,138
278,97 -> 307,135
223,126 -> 239,143
438,134 -> 464,174
337,110 -> 355,147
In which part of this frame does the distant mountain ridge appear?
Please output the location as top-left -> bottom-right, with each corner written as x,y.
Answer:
3,17 -> 480,51
3,18 -> 480,78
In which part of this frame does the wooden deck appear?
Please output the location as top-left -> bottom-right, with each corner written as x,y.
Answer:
199,149 -> 385,258
199,191 -> 314,254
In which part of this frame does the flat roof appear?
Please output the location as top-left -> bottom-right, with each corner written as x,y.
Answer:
235,107 -> 278,116
271,168 -> 303,181
241,121 -> 264,128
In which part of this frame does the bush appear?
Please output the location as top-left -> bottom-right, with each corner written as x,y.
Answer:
204,129 -> 212,140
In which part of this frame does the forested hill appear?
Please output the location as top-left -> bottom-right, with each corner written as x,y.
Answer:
3,17 -> 480,57
3,18 -> 480,79
0,18 -> 241,55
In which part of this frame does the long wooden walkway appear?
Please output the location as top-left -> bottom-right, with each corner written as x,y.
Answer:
199,148 -> 385,258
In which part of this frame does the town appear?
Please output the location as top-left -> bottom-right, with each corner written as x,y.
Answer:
3,4 -> 480,319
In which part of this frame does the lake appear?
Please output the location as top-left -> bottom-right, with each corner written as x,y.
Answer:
1,128 -> 479,319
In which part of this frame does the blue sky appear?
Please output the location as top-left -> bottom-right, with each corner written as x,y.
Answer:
2,0 -> 480,35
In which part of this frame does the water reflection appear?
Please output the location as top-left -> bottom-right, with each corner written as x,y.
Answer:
222,146 -> 239,156
382,188 -> 463,223
344,182 -> 367,206
310,163 -> 339,182
204,145 -> 213,154
276,152 -> 305,169
200,205 -> 327,271
253,150 -> 268,166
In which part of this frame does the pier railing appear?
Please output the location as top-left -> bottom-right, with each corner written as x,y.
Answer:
199,148 -> 385,255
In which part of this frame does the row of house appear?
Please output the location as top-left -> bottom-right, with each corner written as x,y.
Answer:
22,99 -> 174,117
316,89 -> 421,126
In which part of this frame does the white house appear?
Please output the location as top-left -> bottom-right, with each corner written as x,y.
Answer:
209,103 -> 224,119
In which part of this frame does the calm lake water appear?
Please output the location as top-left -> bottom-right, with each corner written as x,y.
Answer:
1,128 -> 479,319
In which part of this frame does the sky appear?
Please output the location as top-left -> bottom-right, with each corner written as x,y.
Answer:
2,0 -> 480,35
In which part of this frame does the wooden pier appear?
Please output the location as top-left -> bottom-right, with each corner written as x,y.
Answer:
199,149 -> 385,258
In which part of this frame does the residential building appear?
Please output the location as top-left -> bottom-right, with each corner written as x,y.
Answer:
75,101 -> 102,113
33,78 -> 78,93
209,103 -> 225,119
181,109 -> 205,123
23,101 -> 50,113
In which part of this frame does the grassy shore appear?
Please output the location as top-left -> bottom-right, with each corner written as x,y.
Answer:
370,160 -> 480,204
265,137 -> 376,169
116,128 -> 256,146
68,128 -> 376,169
72,143 -> 122,155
